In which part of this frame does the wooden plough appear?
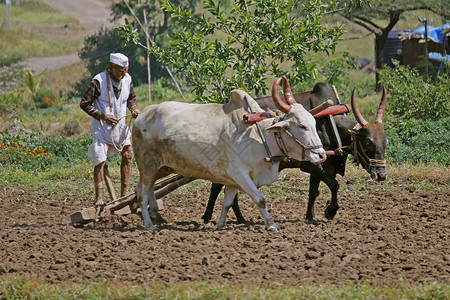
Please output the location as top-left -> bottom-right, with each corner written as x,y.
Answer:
70,166 -> 193,227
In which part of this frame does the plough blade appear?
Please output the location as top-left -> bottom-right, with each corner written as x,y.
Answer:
70,175 -> 193,226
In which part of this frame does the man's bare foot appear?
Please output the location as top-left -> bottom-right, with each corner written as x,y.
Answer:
95,199 -> 106,206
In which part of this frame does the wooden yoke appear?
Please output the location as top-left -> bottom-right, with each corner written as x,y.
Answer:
313,104 -> 351,118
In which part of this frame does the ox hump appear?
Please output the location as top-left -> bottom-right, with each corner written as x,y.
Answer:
228,89 -> 264,113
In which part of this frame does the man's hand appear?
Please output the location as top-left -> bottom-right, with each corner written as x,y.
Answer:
131,108 -> 141,119
103,114 -> 119,126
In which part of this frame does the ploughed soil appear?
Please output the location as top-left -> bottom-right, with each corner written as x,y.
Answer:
1,169 -> 449,286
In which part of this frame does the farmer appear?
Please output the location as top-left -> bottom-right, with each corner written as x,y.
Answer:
80,53 -> 140,206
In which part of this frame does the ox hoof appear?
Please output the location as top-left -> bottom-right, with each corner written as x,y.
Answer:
201,215 -> 212,224
267,224 -> 280,232
144,225 -> 158,231
305,217 -> 322,225
217,224 -> 228,231
236,216 -> 247,224
325,205 -> 339,220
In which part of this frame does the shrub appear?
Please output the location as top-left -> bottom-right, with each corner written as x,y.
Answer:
0,130 -> 51,170
0,93 -> 24,120
385,117 -> 450,165
32,90 -> 58,108
379,61 -> 450,122
0,130 -> 94,171
0,62 -> 24,93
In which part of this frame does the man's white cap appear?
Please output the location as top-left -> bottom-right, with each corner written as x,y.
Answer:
109,53 -> 129,67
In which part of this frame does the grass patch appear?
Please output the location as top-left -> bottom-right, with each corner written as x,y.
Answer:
20,103 -> 91,135
43,63 -> 87,96
0,0 -> 81,60
0,163 -> 90,195
0,0 -> 79,25
0,26 -> 76,59
0,275 -> 448,299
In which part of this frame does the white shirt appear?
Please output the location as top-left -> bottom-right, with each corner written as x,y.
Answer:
89,71 -> 132,149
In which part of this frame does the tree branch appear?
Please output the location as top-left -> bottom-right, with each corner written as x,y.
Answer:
354,15 -> 383,32
345,16 -> 378,34
123,0 -> 150,40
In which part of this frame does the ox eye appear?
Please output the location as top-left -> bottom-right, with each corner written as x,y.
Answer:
298,124 -> 306,129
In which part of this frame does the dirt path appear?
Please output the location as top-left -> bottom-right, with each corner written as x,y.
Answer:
22,0 -> 117,74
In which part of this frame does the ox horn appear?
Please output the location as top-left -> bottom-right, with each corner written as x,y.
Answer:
351,88 -> 368,126
272,76 -> 294,113
374,86 -> 387,123
281,76 -> 296,105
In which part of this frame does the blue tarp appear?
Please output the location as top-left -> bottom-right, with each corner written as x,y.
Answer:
411,23 -> 450,44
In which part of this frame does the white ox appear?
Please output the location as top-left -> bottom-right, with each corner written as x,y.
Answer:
132,77 -> 327,231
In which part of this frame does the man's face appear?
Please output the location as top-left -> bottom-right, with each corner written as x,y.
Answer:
109,63 -> 128,81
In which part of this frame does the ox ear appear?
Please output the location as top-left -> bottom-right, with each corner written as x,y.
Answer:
267,120 -> 290,132
345,127 -> 361,138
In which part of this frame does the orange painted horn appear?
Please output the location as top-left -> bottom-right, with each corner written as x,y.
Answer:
281,76 -> 296,105
272,77 -> 292,113
309,100 -> 333,116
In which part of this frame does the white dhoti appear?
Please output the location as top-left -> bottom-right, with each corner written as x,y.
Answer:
87,137 -> 131,166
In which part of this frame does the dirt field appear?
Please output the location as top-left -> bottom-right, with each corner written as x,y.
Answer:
1,169 -> 448,286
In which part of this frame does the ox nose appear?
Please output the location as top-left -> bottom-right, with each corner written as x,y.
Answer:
318,151 -> 327,163
312,151 -> 327,165
371,168 -> 387,181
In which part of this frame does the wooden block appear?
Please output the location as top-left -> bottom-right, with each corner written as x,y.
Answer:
70,207 -> 97,224
113,205 -> 132,216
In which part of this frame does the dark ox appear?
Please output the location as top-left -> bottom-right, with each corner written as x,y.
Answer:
202,82 -> 388,224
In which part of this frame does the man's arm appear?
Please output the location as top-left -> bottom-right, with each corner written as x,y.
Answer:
127,81 -> 140,118
80,79 -> 104,120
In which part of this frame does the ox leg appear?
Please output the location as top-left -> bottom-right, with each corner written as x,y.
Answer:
301,163 -> 340,223
136,179 -> 158,230
237,176 -> 279,231
202,183 -> 223,223
202,183 -> 246,224
324,177 -> 340,220
306,174 -> 321,224
231,195 -> 246,224
217,186 -> 238,230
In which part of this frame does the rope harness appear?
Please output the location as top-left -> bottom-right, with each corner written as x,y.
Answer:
352,139 -> 386,169
272,115 -> 386,170
269,113 -> 323,162
274,130 -> 324,161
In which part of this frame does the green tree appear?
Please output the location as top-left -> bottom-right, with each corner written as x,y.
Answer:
73,1 -> 200,98
338,0 -> 449,90
74,27 -> 151,98
117,0 -> 369,102
110,0 -> 199,35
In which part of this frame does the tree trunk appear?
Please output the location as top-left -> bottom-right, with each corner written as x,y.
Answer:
374,32 -> 389,92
